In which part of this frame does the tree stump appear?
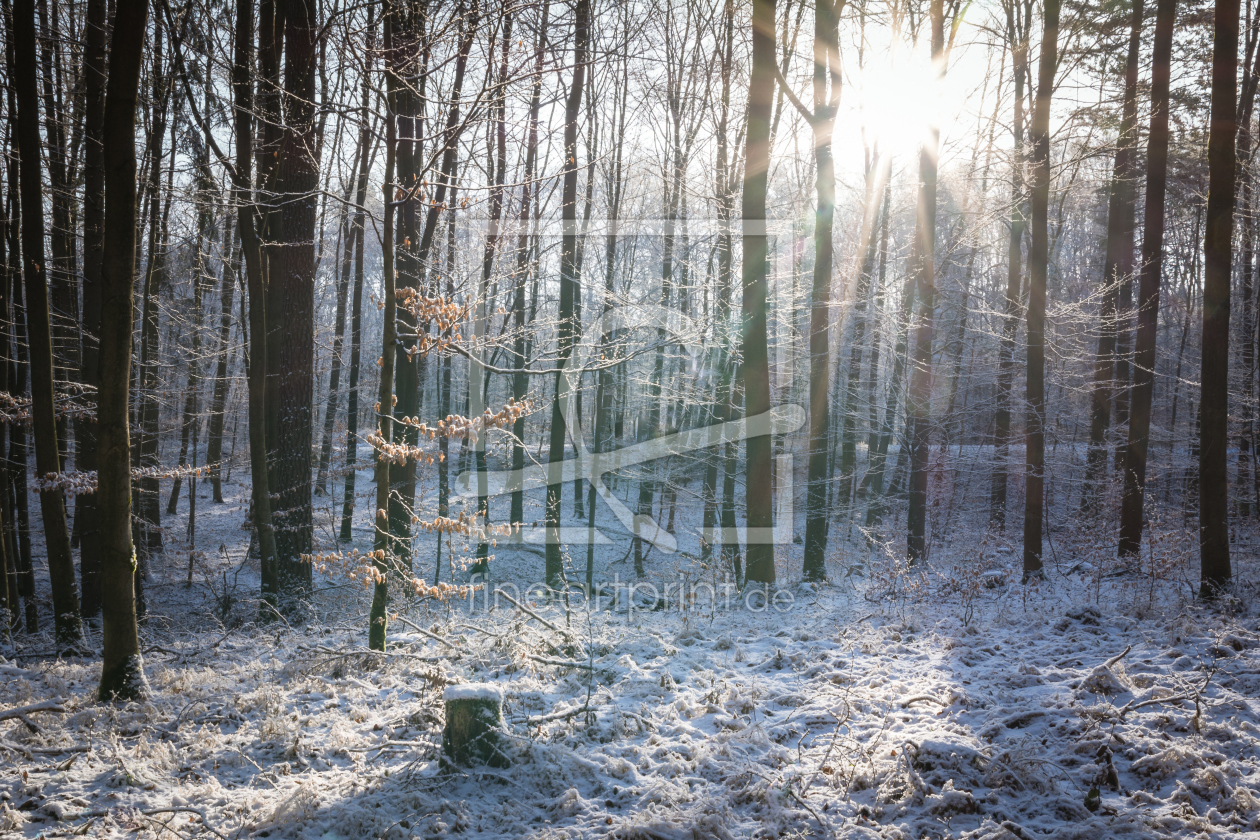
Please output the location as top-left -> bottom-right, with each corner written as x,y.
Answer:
442,684 -> 508,767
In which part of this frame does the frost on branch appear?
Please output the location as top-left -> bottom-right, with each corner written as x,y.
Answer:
0,387 -> 97,425
299,546 -> 482,600
366,398 -> 531,465
31,462 -> 222,496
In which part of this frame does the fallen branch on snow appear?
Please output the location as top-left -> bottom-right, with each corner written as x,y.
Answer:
0,699 -> 65,733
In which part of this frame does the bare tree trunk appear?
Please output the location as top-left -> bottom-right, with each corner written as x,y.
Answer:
135,22 -> 171,585
314,157 -> 360,497
1118,0 -> 1175,560
206,218 -> 239,504
97,0 -> 149,700
339,41 -> 374,543
1200,0 -> 1239,596
4,113 -> 35,630
77,0 -> 106,621
228,0 -> 282,617
13,0 -> 81,650
906,0 -> 944,565
472,17 -> 512,575
1023,0 -> 1061,581
1081,0 -> 1142,514
546,0 -> 588,590
0,82 -> 14,637
741,0 -> 777,586
802,0 -> 841,581
271,0 -> 321,610
167,162 -> 213,515
510,2 -> 549,528
385,0 -> 426,575
369,8 -> 399,652
35,0 -> 78,473
991,0 -> 1030,531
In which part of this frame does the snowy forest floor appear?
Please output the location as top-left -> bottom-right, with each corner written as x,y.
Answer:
3,467 -> 1260,839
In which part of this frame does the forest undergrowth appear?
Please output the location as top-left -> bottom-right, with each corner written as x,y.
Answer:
3,478 -> 1259,840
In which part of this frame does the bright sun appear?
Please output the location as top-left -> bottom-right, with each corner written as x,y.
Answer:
858,53 -> 941,158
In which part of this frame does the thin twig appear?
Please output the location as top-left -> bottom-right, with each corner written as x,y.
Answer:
496,591 -> 564,634
391,615 -> 460,650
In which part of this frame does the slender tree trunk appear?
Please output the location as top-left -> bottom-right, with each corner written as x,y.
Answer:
1081,0 -> 1142,514
1200,0 -> 1239,596
391,2 -> 474,574
992,2 -> 1029,531
906,0 -> 944,565
135,22 -> 170,577
0,85 -> 13,637
206,218 -> 239,503
3,92 -> 34,632
97,0 -> 149,700
77,0 -> 106,621
1023,0 -> 1061,581
742,0 -> 777,586
385,0 -> 425,575
339,43 -> 374,543
803,0 -> 841,581
1239,165 -> 1255,518
370,8 -> 398,652
510,2 -> 549,528
471,17 -> 512,575
5,129 -> 35,631
232,0 -> 281,617
315,156 -> 360,497
546,0 -> 589,590
167,170 -> 213,515
13,0 -> 81,650
437,185 -> 456,584
1118,0 -> 1175,559
839,166 -> 882,517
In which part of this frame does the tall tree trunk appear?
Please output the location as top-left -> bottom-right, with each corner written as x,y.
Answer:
167,164 -> 213,515
386,0 -> 426,575
1118,0 -> 1175,559
135,21 -> 171,580
339,38 -> 374,543
1023,0 -> 1061,581
35,0 -> 77,472
272,0 -> 321,610
1081,0 -> 1142,514
1200,0 -> 1239,596
97,0 -> 149,700
510,1 -> 549,528
233,0 -> 281,616
206,218 -> 239,504
472,16 -> 512,575
315,162 -> 359,497
5,144 -> 35,632
391,1 -> 474,574
13,0 -> 81,650
802,0 -> 841,581
76,0 -> 107,620
370,8 -> 399,652
0,79 -> 13,637
992,0 -> 1030,531
742,0 -> 777,586
2,82 -> 34,632
906,0 -> 944,565
546,0 -> 588,590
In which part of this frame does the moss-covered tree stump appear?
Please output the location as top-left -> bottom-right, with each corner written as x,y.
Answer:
442,684 -> 508,767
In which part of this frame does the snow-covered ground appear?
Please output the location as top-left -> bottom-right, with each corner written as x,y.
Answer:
3,467 -> 1260,839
